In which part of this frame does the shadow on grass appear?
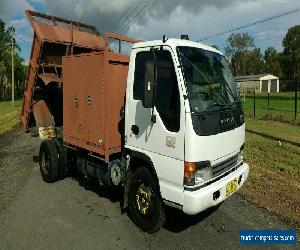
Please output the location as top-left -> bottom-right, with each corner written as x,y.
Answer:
246,128 -> 300,147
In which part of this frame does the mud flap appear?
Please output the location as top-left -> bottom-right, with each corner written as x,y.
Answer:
122,170 -> 133,212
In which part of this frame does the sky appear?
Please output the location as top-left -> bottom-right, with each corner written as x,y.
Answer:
0,0 -> 299,63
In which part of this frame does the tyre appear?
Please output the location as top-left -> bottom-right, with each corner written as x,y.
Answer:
128,167 -> 165,233
39,140 -> 59,183
53,138 -> 68,179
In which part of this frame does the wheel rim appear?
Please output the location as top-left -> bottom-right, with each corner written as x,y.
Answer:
135,183 -> 154,217
41,151 -> 49,174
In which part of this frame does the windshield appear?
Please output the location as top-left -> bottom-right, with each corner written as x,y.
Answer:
177,46 -> 240,113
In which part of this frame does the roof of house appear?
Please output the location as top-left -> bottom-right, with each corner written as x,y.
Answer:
235,74 -> 279,81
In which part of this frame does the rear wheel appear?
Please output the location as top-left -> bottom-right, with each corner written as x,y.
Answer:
39,140 -> 59,183
128,167 -> 165,233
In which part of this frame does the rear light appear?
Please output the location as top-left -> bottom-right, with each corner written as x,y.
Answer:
184,162 -> 196,186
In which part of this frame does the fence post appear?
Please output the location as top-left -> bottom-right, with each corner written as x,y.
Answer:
295,77 -> 298,120
253,91 -> 256,118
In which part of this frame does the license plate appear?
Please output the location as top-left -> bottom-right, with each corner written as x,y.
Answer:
226,178 -> 238,196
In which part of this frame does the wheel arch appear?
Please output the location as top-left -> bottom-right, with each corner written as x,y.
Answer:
122,149 -> 163,210
129,150 -> 161,194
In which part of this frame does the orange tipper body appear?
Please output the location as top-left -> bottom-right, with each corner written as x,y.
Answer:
20,10 -> 139,161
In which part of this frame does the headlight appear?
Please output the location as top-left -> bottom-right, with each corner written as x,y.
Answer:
184,161 -> 212,186
195,161 -> 212,185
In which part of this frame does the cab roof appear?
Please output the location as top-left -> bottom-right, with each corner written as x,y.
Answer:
132,38 -> 223,56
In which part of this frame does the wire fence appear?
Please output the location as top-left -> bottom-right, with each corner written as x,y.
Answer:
239,78 -> 299,123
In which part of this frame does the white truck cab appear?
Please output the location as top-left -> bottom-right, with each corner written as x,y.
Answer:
124,37 -> 249,231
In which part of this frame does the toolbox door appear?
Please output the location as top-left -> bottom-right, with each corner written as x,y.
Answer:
84,53 -> 105,148
63,55 -> 86,142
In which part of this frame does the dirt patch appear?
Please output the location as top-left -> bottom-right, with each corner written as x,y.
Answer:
239,163 -> 300,232
0,126 -> 40,214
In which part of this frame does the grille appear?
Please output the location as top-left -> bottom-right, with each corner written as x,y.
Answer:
212,154 -> 238,178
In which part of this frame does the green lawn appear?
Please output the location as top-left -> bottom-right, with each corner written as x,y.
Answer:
242,92 -> 300,122
246,118 -> 300,144
0,100 -> 22,135
242,92 -> 300,176
244,118 -> 300,177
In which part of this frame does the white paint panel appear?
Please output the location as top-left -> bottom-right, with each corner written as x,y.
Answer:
185,114 -> 245,162
126,145 -> 184,204
125,47 -> 185,204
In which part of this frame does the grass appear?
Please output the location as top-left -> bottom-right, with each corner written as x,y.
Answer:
242,92 -> 300,176
245,129 -> 300,177
242,118 -> 300,230
244,114 -> 300,176
0,100 -> 22,135
246,118 -> 300,145
242,92 -> 300,122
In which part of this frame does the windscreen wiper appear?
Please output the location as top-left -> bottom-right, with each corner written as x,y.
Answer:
221,80 -> 239,105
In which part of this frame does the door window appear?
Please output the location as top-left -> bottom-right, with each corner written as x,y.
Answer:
133,50 -> 180,132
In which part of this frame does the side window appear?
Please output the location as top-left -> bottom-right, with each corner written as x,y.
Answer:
133,52 -> 153,100
133,50 -> 180,132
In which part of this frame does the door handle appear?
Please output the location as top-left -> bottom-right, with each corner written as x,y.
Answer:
131,125 -> 139,135
87,95 -> 92,105
73,94 -> 79,107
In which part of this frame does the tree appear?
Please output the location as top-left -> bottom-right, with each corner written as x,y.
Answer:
244,48 -> 264,75
0,18 -> 26,101
264,47 -> 282,77
224,33 -> 255,76
281,25 -> 300,79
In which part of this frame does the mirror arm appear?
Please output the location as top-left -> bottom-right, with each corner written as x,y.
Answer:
151,82 -> 157,123
150,47 -> 158,123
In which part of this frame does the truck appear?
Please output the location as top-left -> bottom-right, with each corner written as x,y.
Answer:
21,10 -> 249,233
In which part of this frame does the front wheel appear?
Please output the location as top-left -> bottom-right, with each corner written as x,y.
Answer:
128,167 -> 165,233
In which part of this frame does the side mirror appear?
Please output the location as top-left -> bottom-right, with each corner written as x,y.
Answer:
142,61 -> 156,108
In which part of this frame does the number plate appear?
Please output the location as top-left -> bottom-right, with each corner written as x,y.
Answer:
226,178 -> 238,196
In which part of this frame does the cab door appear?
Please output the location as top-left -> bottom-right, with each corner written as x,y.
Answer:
125,47 -> 185,204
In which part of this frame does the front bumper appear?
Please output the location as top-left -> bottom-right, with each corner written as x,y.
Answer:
183,162 -> 249,215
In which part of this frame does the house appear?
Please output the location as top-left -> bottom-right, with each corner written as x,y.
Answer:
235,74 -> 280,93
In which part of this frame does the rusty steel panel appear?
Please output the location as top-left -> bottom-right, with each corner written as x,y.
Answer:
38,73 -> 62,85
73,30 -> 104,49
104,32 -> 141,44
62,51 -> 129,161
26,10 -> 105,49
33,22 -> 104,49
21,10 -> 106,132
61,32 -> 141,161
85,54 -> 105,148
63,55 -> 86,143
105,57 -> 129,151
32,100 -> 55,127
21,10 -> 142,161
21,35 -> 42,131
33,22 -> 71,43
63,52 -> 106,156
